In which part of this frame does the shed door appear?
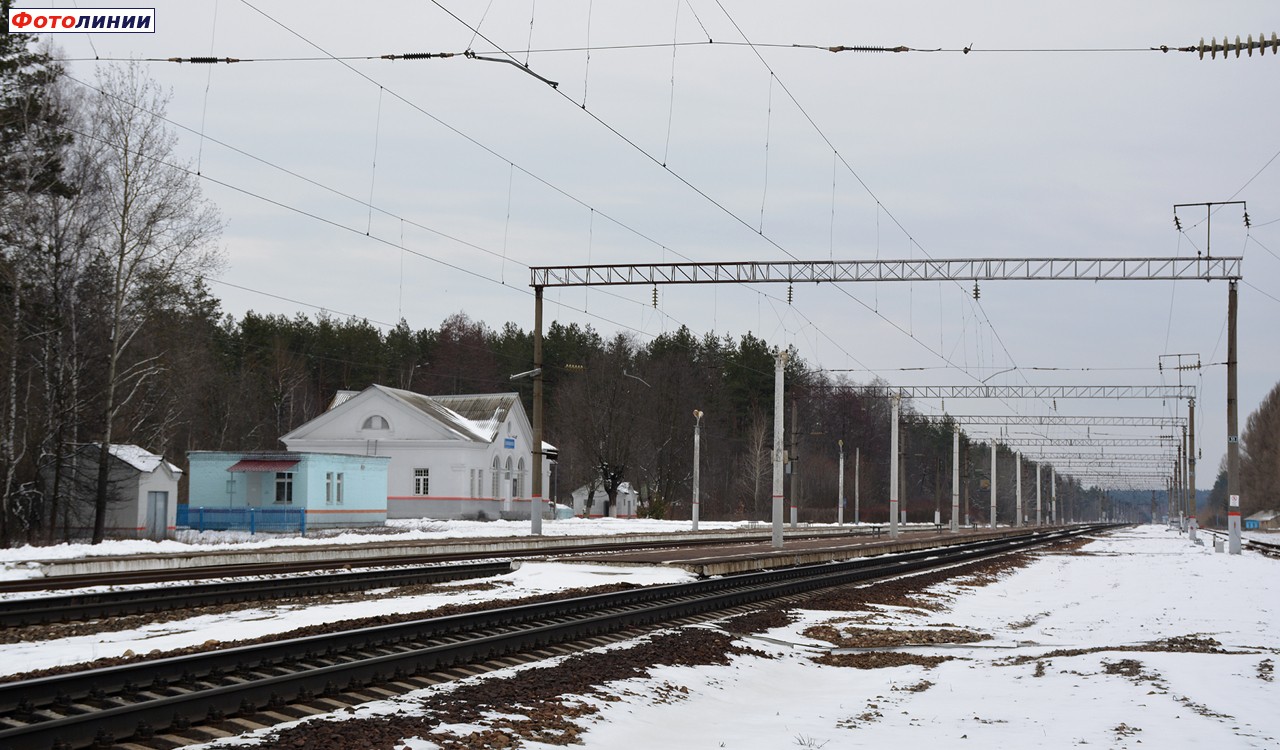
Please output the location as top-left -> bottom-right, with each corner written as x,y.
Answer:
146,491 -> 169,541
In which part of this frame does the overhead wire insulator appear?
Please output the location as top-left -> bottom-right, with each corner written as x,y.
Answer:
168,57 -> 241,63
824,45 -> 911,53
381,52 -> 457,60
972,281 -> 980,300
1195,32 -> 1277,59
651,285 -> 658,308
787,284 -> 794,304
1244,211 -> 1251,228
1173,214 -> 1182,231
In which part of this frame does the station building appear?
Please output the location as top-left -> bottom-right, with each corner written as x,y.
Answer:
280,385 -> 555,521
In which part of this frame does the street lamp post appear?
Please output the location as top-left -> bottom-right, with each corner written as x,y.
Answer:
692,410 -> 703,532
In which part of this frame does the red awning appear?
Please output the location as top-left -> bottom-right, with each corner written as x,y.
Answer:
226,459 -> 299,473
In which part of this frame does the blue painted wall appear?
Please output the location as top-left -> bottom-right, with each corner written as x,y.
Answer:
187,452 -> 389,527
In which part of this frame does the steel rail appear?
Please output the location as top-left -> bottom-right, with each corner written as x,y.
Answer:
0,560 -> 518,627
1201,529 -> 1280,558
0,525 -> 1114,749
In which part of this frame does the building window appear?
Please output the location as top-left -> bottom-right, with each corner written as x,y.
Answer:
335,472 -> 344,504
414,468 -> 430,496
325,472 -> 334,504
515,457 -> 525,499
492,456 -> 501,498
275,472 -> 294,504
505,457 -> 514,499
363,415 -> 389,430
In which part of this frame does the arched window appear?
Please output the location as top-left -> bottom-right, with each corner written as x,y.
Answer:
515,458 -> 525,499
504,457 -> 513,499
362,415 -> 389,430
491,456 -> 500,498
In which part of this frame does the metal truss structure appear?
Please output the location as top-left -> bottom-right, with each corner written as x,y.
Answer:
1025,453 -> 1178,462
920,414 -> 1186,427
983,437 -> 1176,447
530,256 -> 1241,287
524,254 -> 1239,541
887,385 -> 1196,400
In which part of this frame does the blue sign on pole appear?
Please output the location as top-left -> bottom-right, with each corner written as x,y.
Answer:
504,437 -> 516,449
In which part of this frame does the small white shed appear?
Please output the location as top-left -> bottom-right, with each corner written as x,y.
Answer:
91,444 -> 182,540
570,481 -> 639,518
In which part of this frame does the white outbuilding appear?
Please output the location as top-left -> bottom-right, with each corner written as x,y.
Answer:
570,481 -> 639,518
281,385 -> 554,520
74,444 -> 182,540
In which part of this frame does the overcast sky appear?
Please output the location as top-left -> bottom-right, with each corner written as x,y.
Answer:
18,0 -> 1280,489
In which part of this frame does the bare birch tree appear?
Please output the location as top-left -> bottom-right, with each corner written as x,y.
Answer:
86,62 -> 222,543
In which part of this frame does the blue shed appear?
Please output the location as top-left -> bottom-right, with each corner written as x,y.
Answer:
186,451 -> 389,531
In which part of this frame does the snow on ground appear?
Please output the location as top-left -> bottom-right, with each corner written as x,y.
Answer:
0,518 -> 772,575
181,525 -> 1279,750
0,561 -> 694,678
9,524 -> 1277,748
547,525 -> 1280,749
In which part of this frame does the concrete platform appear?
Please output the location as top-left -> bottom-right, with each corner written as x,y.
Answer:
566,527 -> 1055,576
19,525 -> 905,579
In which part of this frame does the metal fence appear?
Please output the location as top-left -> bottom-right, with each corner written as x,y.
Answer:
177,506 -> 307,535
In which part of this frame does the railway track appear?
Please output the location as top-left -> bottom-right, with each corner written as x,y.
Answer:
1200,528 -> 1280,557
0,560 -> 518,627
0,526 -> 895,593
0,524 -> 1113,750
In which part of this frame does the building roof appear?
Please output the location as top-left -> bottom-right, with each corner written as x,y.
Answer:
371,386 -> 519,443
328,390 -> 361,411
105,444 -> 183,475
1246,510 -> 1280,522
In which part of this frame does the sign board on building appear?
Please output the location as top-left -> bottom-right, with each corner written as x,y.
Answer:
504,437 -> 516,449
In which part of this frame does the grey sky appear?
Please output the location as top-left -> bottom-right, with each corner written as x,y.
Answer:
22,0 -> 1280,489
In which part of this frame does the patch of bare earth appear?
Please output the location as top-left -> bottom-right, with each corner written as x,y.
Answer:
798,552 -> 1033,614
1259,658 -> 1274,682
894,679 -> 934,693
803,624 -> 989,648
1002,634 -> 1243,668
252,628 -> 770,750
812,652 -> 953,669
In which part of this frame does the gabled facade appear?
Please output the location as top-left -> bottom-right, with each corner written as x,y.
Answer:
280,385 -> 553,521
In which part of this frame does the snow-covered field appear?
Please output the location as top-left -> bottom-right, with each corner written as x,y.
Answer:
6,525 -> 1276,748
544,525 -> 1280,750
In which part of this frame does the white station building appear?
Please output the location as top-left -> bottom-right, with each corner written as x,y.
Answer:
281,385 -> 554,521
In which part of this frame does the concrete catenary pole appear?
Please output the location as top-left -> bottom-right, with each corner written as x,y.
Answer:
1029,460 -> 1039,524
1050,467 -> 1056,524
1182,399 -> 1192,540
790,400 -> 799,528
890,394 -> 900,539
1176,441 -> 1184,532
692,410 -> 703,532
1015,451 -> 1023,528
951,426 -> 960,533
990,443 -> 998,529
854,447 -> 861,525
531,287 -> 544,536
1227,281 -> 1242,554
772,351 -> 787,549
837,439 -> 845,526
